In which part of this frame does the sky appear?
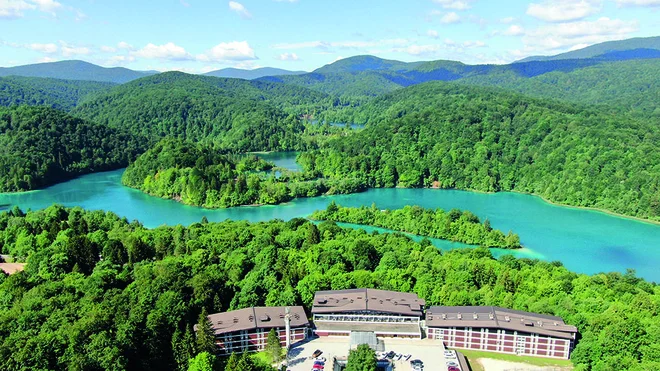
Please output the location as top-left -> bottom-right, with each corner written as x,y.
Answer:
0,0 -> 658,73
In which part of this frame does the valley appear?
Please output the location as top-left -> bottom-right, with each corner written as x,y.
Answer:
0,30 -> 659,371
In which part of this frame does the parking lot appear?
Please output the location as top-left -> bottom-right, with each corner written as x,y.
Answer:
287,337 -> 466,371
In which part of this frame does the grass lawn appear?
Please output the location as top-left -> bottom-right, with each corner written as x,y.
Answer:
457,349 -> 573,371
252,350 -> 287,368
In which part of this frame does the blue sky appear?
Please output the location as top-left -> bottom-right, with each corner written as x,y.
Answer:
0,0 -> 658,72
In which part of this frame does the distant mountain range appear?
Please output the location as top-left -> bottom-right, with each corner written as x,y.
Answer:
0,36 -> 658,116
203,67 -> 306,80
0,37 -> 658,86
516,36 -> 660,62
0,60 -> 156,84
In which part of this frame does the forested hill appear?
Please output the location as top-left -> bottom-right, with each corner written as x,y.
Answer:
458,59 -> 660,117
300,82 -> 660,221
0,206 -> 658,370
263,55 -> 660,113
0,106 -> 146,192
0,76 -> 115,111
72,72 -> 331,152
122,138 -> 366,208
0,60 -> 154,83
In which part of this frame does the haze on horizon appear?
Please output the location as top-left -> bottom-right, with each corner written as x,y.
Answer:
0,0 -> 658,73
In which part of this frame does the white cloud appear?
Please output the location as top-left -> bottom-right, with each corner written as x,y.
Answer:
276,52 -> 300,61
105,55 -> 136,66
228,1 -> 251,19
503,24 -> 525,36
38,56 -> 57,63
527,0 -> 602,22
60,41 -> 90,57
133,42 -> 192,61
180,0 -> 190,7
74,9 -> 86,21
432,0 -> 473,10
441,12 -> 461,24
232,60 -> 261,69
31,0 -> 60,13
401,44 -> 441,55
427,30 -> 439,38
0,0 -> 35,19
117,41 -> 134,50
273,41 -> 329,49
462,40 -> 486,48
28,42 -> 58,53
100,45 -> 116,53
198,41 -> 257,62
523,17 -> 639,51
0,0 -> 67,19
616,0 -> 660,5
500,17 -> 515,24
274,0 -> 298,2
272,38 -> 408,51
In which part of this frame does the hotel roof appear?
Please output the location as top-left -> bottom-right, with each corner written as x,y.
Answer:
198,306 -> 309,335
426,306 -> 578,340
312,288 -> 426,317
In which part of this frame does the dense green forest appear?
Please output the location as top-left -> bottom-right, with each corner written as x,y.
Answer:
73,72 -> 334,152
310,204 -> 521,249
122,139 -> 365,208
0,106 -> 146,192
0,76 -> 115,111
0,206 -> 658,370
300,82 -> 660,221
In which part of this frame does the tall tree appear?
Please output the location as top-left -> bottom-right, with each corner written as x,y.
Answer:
223,353 -> 239,371
266,328 -> 283,364
196,308 -> 216,355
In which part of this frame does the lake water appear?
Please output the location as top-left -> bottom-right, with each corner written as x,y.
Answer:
1,168 -> 659,281
256,151 -> 302,172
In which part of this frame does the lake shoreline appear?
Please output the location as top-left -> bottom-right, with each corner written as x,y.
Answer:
425,185 -> 660,227
508,190 -> 660,227
3,172 -> 659,227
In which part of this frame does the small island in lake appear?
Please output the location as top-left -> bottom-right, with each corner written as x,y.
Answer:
310,203 -> 522,249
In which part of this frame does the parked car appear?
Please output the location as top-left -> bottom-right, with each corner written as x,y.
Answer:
386,351 -> 396,359
312,364 -> 324,370
410,359 -> 424,370
315,357 -> 326,363
447,366 -> 460,371
446,361 -> 459,367
312,349 -> 323,358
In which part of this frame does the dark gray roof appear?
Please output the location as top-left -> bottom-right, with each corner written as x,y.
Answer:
199,306 -> 309,335
426,306 -> 577,340
312,288 -> 425,317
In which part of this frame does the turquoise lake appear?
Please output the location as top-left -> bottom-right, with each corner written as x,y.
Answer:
1,166 -> 659,281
